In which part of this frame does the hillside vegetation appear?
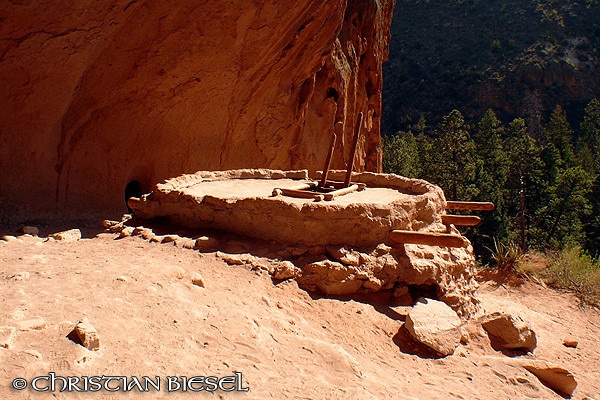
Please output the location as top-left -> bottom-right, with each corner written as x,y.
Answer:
383,0 -> 600,136
382,1 -> 600,304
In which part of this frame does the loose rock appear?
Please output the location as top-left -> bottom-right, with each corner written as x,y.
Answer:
523,362 -> 577,398
218,252 -> 248,266
118,227 -> 135,238
1,235 -> 19,243
405,298 -> 463,356
272,261 -> 300,280
67,318 -> 100,351
102,219 -> 120,229
20,226 -> 39,236
194,236 -> 218,252
49,229 -> 82,242
161,235 -> 180,244
175,238 -> 196,249
191,272 -> 205,288
481,312 -> 537,352
563,339 -> 578,348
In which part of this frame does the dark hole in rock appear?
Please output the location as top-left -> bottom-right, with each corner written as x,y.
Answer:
408,284 -> 439,303
326,87 -> 339,102
125,180 -> 142,212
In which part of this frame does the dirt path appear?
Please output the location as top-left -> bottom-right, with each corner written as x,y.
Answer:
1,230 -> 599,399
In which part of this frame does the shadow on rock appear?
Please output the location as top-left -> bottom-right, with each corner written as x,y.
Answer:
392,324 -> 446,359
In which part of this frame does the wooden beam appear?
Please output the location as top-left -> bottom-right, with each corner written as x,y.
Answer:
446,201 -> 495,211
344,112 -> 364,187
324,184 -> 359,201
389,230 -> 469,248
319,126 -> 339,188
272,188 -> 324,201
442,214 -> 482,227
271,182 -> 315,197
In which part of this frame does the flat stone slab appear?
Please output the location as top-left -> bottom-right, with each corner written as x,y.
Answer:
130,169 -> 447,247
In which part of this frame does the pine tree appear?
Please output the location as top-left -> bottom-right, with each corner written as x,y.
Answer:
578,98 -> 600,174
544,105 -> 576,168
538,167 -> 593,247
382,131 -> 420,178
475,110 -> 508,201
430,110 -> 479,201
584,176 -> 600,255
473,109 -> 509,248
504,118 -> 544,250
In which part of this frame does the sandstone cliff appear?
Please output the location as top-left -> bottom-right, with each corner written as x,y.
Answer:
0,0 -> 395,221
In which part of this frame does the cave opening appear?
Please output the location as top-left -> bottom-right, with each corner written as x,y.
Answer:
326,87 -> 339,102
408,283 -> 440,302
124,180 -> 142,213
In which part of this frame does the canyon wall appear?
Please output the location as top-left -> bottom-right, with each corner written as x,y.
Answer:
0,0 -> 395,221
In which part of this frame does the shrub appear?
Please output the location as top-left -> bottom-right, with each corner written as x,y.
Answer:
545,246 -> 600,306
487,238 -> 522,270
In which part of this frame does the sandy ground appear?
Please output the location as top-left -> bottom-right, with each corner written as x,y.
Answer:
1,224 -> 599,399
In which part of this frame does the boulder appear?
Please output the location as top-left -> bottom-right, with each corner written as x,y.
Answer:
404,298 -> 463,356
523,362 -> 577,398
481,312 -> 537,352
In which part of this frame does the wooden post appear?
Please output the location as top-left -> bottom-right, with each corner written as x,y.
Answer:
389,230 -> 469,248
344,112 -> 363,188
441,214 -> 482,227
319,124 -> 340,188
445,201 -> 495,211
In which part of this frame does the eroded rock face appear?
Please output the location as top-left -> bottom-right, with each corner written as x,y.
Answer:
0,0 -> 395,221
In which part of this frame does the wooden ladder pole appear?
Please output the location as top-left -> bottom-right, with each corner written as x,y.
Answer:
320,129 -> 338,188
445,201 -> 495,211
344,112 -> 364,188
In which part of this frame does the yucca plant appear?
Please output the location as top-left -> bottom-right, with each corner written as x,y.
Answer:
487,238 -> 523,270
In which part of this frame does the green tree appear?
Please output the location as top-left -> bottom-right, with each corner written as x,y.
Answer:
430,110 -> 480,201
473,109 -> 510,248
584,176 -> 600,255
382,131 -> 420,178
536,167 -> 593,247
504,118 -> 544,250
544,105 -> 576,168
578,98 -> 600,173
